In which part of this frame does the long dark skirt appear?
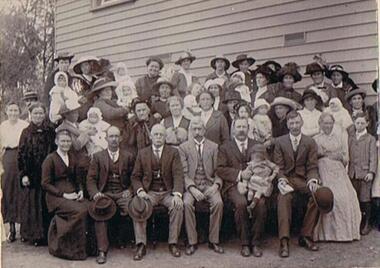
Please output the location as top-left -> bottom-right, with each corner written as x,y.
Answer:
1,149 -> 23,223
20,186 -> 50,241
48,199 -> 89,260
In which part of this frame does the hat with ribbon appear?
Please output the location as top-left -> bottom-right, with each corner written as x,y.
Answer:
127,196 -> 153,222
89,195 -> 117,221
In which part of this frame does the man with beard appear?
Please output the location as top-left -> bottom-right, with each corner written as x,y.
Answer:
217,117 -> 267,257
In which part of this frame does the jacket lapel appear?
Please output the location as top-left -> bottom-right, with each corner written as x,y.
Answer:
103,150 -> 110,176
295,136 -> 306,163
231,139 -> 243,162
205,111 -> 218,130
284,135 -> 295,163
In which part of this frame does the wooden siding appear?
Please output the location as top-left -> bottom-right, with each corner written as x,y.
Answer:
55,0 -> 378,97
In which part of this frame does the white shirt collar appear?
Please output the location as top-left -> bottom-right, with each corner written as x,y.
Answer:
332,82 -> 343,88
234,137 -> 248,152
356,129 -> 367,140
57,149 -> 69,166
152,145 -> 164,158
201,109 -> 213,125
256,86 -> 268,101
107,149 -> 120,162
213,96 -> 220,110
316,81 -> 325,88
289,132 -> 302,142
216,71 -> 226,78
172,115 -> 183,128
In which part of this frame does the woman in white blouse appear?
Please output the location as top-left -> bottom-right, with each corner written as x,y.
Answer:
0,101 -> 29,242
298,89 -> 323,137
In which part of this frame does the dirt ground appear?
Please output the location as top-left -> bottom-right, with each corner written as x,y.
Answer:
1,228 -> 380,268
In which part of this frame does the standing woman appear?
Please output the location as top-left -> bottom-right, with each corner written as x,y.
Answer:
251,65 -> 276,107
274,62 -> 303,104
205,55 -> 231,83
345,88 -> 378,137
0,102 -> 29,242
204,78 -> 226,112
135,56 -> 164,102
18,102 -> 56,245
171,51 -> 199,98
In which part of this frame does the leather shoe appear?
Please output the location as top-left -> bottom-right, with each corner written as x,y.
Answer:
298,236 -> 318,251
7,231 -> 16,243
240,245 -> 250,257
252,245 -> 263,257
169,244 -> 181,257
208,243 -> 224,254
96,251 -> 107,264
133,244 -> 146,261
185,244 -> 197,255
279,238 -> 289,258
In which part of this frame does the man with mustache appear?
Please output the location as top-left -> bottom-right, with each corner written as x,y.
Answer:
217,117 -> 267,257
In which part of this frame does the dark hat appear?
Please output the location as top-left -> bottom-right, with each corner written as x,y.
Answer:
131,97 -> 151,111
234,101 -> 252,115
223,90 -> 242,103
254,65 -> 273,80
175,51 -> 196,65
277,62 -> 302,83
58,100 -> 81,116
232,54 -> 255,69
54,51 -> 74,62
345,88 -> 367,101
146,56 -> 164,70
271,97 -> 300,111
128,196 -> 153,222
153,77 -> 174,92
312,186 -> 334,214
371,79 -> 378,93
210,55 -> 230,70
262,60 -> 282,72
89,196 -> 117,221
22,91 -> 38,101
325,64 -> 349,79
304,62 -> 325,75
301,89 -> 323,106
87,78 -> 118,99
72,56 -> 101,74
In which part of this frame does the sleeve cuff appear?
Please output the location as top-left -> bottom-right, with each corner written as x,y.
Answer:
236,171 -> 242,182
307,178 -> 319,186
172,192 -> 182,198
278,177 -> 289,184
137,188 -> 145,194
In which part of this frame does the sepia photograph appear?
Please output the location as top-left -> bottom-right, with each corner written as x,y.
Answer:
0,0 -> 379,267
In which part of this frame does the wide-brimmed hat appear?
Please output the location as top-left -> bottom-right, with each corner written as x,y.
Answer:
345,88 -> 367,101
153,77 -> 174,92
128,196 -> 153,222
204,78 -> 225,91
312,186 -> 334,214
175,51 -> 196,65
146,56 -> 164,70
72,56 -> 101,74
89,195 -> 117,221
227,80 -> 245,92
301,89 -> 323,106
22,91 -> 38,101
271,97 -> 299,110
277,62 -> 302,83
253,98 -> 270,111
87,78 -> 118,99
304,62 -> 325,75
210,55 -> 230,70
223,90 -> 242,103
232,54 -> 255,69
54,51 -> 74,62
262,60 -> 282,72
58,99 -> 81,116
325,64 -> 349,79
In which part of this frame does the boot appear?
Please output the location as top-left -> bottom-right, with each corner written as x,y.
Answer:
360,202 -> 372,235
7,222 -> 16,242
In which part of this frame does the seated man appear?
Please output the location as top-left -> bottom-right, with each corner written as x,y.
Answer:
273,111 -> 321,258
87,126 -> 135,264
131,124 -> 184,260
179,116 -> 224,255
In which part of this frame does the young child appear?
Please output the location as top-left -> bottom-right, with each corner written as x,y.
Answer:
79,107 -> 110,157
348,112 -> 378,235
230,72 -> 251,103
252,99 -> 273,147
49,71 -> 80,124
239,144 -> 279,218
115,80 -> 137,118
325,97 -> 353,132
183,82 -> 202,120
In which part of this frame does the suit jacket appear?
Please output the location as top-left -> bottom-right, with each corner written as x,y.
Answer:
272,134 -> 320,183
131,145 -> 184,194
204,110 -> 230,145
216,138 -> 257,192
87,149 -> 135,199
171,71 -> 199,98
179,138 -> 222,190
93,98 -> 128,130
348,132 -> 377,179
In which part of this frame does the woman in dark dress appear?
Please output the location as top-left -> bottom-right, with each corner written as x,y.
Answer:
273,62 -> 303,103
41,128 -> 88,260
18,102 -> 56,245
135,56 -> 163,101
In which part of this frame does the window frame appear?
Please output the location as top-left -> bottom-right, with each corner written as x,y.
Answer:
90,0 -> 135,11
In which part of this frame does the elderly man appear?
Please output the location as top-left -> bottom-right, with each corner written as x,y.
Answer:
217,117 -> 267,257
131,124 -> 184,260
273,111 -> 321,258
179,117 -> 224,255
87,126 -> 135,264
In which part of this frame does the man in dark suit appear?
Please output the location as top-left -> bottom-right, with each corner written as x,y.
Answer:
273,111 -> 321,258
217,117 -> 267,257
131,124 -> 184,260
87,126 -> 135,264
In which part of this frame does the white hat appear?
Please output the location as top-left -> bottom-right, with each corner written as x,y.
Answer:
204,78 -> 225,90
253,99 -> 270,111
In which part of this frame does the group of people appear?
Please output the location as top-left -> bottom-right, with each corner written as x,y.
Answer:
1,50 -> 379,264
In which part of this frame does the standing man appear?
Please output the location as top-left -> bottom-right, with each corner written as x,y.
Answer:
179,117 -> 224,255
217,118 -> 267,257
87,126 -> 135,264
43,52 -> 74,107
273,111 -> 321,258
131,124 -> 184,260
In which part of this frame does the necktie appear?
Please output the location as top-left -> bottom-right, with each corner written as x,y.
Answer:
292,137 -> 298,151
196,143 -> 202,158
240,142 -> 247,156
111,152 -> 116,162
154,148 -> 160,162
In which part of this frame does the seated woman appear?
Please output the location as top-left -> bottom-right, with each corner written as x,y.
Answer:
42,127 -> 89,260
313,113 -> 361,241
